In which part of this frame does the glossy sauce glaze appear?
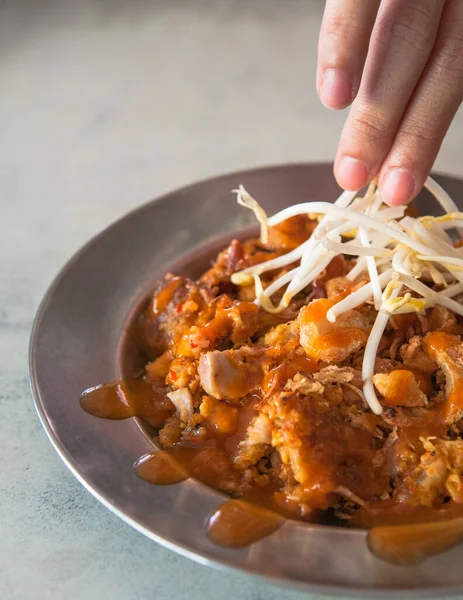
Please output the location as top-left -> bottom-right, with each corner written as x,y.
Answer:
80,379 -> 304,548
134,451 -> 188,485
368,517 -> 463,565
207,500 -> 283,548
80,376 -> 463,557
80,379 -> 173,428
79,226 -> 463,559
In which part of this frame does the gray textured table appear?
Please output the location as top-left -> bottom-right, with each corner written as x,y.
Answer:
1,1 -> 462,599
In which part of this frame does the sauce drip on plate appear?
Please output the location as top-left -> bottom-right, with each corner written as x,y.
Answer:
134,451 -> 188,485
368,517 -> 463,565
80,378 -> 174,428
206,500 -> 283,548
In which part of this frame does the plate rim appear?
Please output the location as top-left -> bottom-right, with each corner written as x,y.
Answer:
29,162 -> 463,598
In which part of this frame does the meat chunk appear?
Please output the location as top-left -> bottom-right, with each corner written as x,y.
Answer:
400,336 -> 437,374
234,413 -> 273,469
265,389 -> 389,511
425,332 -> 463,423
396,438 -> 450,506
198,348 -> 262,400
372,370 -> 428,408
299,299 -> 369,364
167,388 -> 194,423
395,438 -> 463,507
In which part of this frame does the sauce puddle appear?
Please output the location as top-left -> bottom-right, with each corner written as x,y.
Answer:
368,518 -> 463,565
207,500 -> 283,548
80,378 -> 174,428
134,451 -> 189,485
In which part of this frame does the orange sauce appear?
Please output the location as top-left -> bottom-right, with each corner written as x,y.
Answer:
207,500 -> 283,548
267,215 -> 316,251
134,451 -> 189,485
79,379 -> 174,428
80,229 -> 463,557
299,298 -> 368,361
426,332 -> 463,421
315,328 -> 369,356
368,517 -> 463,565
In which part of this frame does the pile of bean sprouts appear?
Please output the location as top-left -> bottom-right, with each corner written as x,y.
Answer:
231,178 -> 463,415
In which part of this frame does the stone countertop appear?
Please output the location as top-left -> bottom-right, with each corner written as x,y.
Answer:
1,1 -> 462,599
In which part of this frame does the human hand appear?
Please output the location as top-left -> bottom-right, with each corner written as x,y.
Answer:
317,0 -> 463,205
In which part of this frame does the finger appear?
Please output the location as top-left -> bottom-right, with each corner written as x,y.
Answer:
334,0 -> 446,191
378,0 -> 463,206
317,0 -> 380,110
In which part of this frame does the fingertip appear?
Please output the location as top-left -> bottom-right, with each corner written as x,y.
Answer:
335,156 -> 370,191
378,168 -> 417,206
319,69 -> 354,110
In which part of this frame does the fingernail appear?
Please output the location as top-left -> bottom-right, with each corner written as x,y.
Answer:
336,156 -> 369,190
379,168 -> 416,206
320,69 -> 353,109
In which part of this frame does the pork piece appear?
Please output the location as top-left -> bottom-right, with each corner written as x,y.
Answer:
399,335 -> 437,374
198,347 -> 263,401
265,388 -> 389,511
372,370 -> 428,408
299,298 -> 370,363
166,388 -> 194,423
425,332 -> 463,423
394,438 -> 463,506
396,438 -> 450,506
234,413 -> 273,469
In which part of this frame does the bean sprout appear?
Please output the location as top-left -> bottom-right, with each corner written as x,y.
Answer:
231,177 -> 463,413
